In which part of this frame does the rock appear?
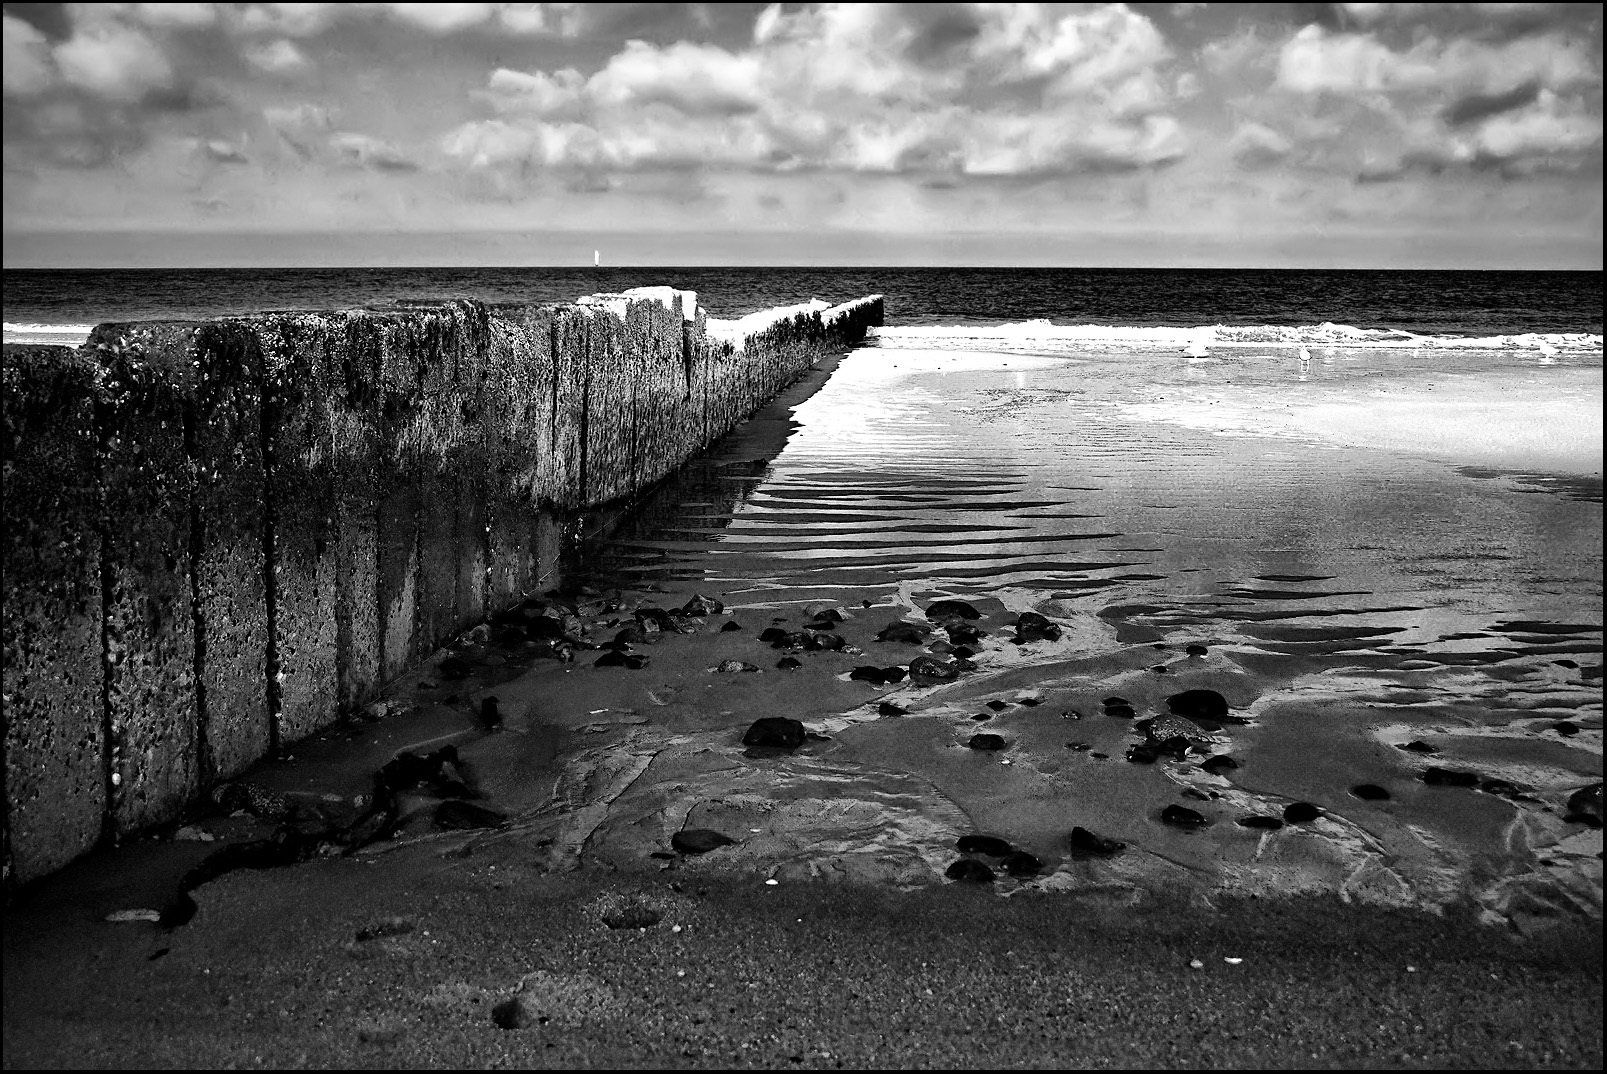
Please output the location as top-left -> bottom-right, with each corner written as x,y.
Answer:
1398,740 -> 1439,754
1018,697 -> 1041,707
682,594 -> 724,616
1103,696 -> 1131,707
967,733 -> 1007,751
986,700 -> 1010,711
1565,782 -> 1603,826
776,656 -> 802,670
438,656 -> 473,680
957,834 -> 1013,856
1421,767 -> 1479,787
769,631 -> 813,651
881,666 -> 908,683
1104,705 -> 1137,719
945,859 -> 995,883
1185,644 -> 1208,656
1479,778 -> 1524,798
434,801 -> 507,830
1165,689 -> 1230,723
1237,815 -> 1284,830
877,621 -> 931,644
595,650 -> 632,667
946,623 -> 988,646
1067,827 -> 1125,858
1161,804 -> 1209,828
850,666 -> 888,685
1282,802 -> 1321,823
712,660 -> 759,673
635,607 -> 675,631
671,829 -> 737,854
812,632 -> 847,651
951,646 -> 976,659
926,599 -> 982,620
1199,755 -> 1238,775
1150,665 -> 1170,674
743,717 -> 806,750
1012,612 -> 1061,643
1350,783 -> 1391,801
1552,721 -> 1580,736
908,655 -> 961,683
971,713 -> 992,722
1000,850 -> 1042,877
759,627 -> 789,644
1126,744 -> 1159,764
720,620 -> 743,632
877,701 -> 908,716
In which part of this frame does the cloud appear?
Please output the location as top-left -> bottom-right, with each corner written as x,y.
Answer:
588,40 -> 763,114
201,137 -> 250,163
3,13 -> 57,97
384,3 -> 498,35
243,37 -> 309,73
52,19 -> 176,103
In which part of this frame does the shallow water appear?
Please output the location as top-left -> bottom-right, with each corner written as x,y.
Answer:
524,337 -> 1602,922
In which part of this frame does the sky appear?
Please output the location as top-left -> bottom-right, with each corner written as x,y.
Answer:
2,2 -> 1602,268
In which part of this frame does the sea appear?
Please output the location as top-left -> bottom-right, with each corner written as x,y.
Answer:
4,266 -> 1603,918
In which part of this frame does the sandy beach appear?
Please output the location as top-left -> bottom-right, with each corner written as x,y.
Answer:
5,339 -> 1602,1069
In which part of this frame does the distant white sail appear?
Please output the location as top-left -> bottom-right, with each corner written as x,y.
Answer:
594,249 -> 600,267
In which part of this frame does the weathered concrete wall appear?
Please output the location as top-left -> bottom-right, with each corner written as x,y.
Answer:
1,291 -> 882,889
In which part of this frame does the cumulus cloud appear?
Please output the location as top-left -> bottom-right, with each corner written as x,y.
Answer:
330,130 -> 419,171
201,138 -> 250,163
243,37 -> 309,73
3,13 -> 58,97
52,18 -> 176,103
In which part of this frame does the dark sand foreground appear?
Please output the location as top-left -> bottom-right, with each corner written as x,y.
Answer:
4,842 -> 1602,1069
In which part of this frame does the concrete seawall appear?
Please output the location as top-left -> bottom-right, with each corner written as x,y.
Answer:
1,290 -> 883,889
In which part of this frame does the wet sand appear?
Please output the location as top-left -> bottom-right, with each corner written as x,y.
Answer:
5,342 -> 1603,1067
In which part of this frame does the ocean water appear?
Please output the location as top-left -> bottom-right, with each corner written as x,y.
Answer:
5,266 -> 1603,919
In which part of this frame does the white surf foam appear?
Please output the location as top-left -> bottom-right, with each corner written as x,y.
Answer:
3,322 -> 95,346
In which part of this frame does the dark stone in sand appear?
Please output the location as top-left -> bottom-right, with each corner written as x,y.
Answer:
812,632 -> 846,651
492,624 -> 528,647
595,649 -> 631,667
682,594 -> 724,616
1186,644 -> 1209,657
721,620 -> 743,632
804,619 -> 839,632
1161,804 -> 1209,828
1421,767 -> 1479,787
771,631 -> 813,651
807,606 -> 847,623
1150,665 -> 1170,674
599,640 -> 630,652
1399,740 -> 1439,754
1012,612 -> 1062,643
1166,689 -> 1230,722
986,700 -> 1010,711
1200,755 -> 1238,775
1000,850 -> 1043,877
1238,815 -> 1284,830
927,599 -> 982,620
759,627 -> 789,644
968,733 -> 1007,751
1062,709 -> 1084,720
524,615 -> 566,639
1479,778 -> 1524,798
882,666 -> 908,683
1126,744 -> 1159,764
1552,658 -> 1580,669
947,623 -> 988,645
434,800 -> 507,830
743,717 -> 807,749
878,701 -> 908,716
850,666 -> 888,685
909,655 -> 961,683
1552,721 -> 1581,736
1066,742 -> 1091,751
877,621 -> 931,644
957,834 -> 1013,856
951,645 -> 976,659
378,745 -> 466,797
635,607 -> 676,631
1067,827 -> 1125,858
1351,783 -> 1391,801
1283,802 -> 1321,823
971,713 -> 992,721
945,859 -> 995,883
1182,788 -> 1211,801
478,697 -> 502,731
1104,705 -> 1137,719
491,998 -> 526,1030
671,829 -> 737,854
438,656 -> 473,680
1565,782 -> 1603,825
1018,697 -> 1042,707
1103,696 -> 1131,707
776,656 -> 802,670
1090,752 -> 1109,759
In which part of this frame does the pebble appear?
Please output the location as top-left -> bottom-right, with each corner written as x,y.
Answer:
1552,721 -> 1580,736
971,713 -> 993,722
1282,802 -> 1321,823
1185,644 -> 1208,657
1351,783 -> 1391,801
671,829 -> 737,854
1161,804 -> 1209,828
720,620 -> 743,632
957,834 -> 1013,856
967,733 -> 1007,751
1398,740 -> 1439,754
776,656 -> 802,670
877,701 -> 908,716
711,660 -> 760,673
1199,755 -> 1238,775
1237,815 -> 1284,830
986,700 -> 1010,711
1000,850 -> 1042,877
877,621 -> 931,644
945,859 -> 995,883
1067,826 -> 1125,858
926,599 -> 982,620
908,655 -> 961,683
1421,767 -> 1479,787
1166,689 -> 1230,723
743,717 -> 807,750
1189,959 -> 1205,970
